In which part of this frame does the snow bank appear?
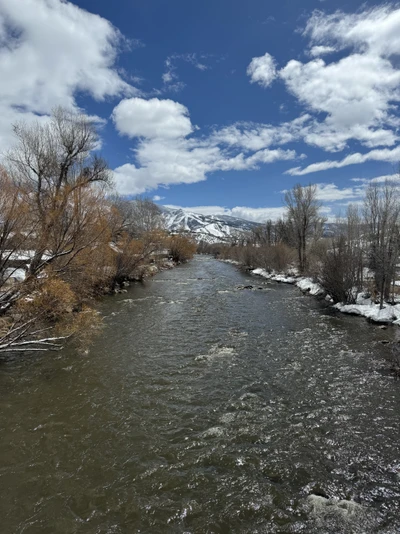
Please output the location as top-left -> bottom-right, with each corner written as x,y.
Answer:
3,268 -> 26,282
296,277 -> 325,296
4,250 -> 51,261
251,268 -> 271,278
275,274 -> 297,284
221,259 -> 241,265
251,268 -> 324,295
334,302 -> 400,324
251,268 -> 297,284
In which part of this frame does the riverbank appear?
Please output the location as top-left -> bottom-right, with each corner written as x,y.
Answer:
222,259 -> 400,327
0,254 -> 186,356
111,258 -> 176,293
252,266 -> 400,326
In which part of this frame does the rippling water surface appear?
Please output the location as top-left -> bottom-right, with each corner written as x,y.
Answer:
1,255 -> 400,533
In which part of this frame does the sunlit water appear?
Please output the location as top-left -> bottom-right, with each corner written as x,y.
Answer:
1,255 -> 400,533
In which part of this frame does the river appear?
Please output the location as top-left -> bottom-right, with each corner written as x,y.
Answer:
1,255 -> 400,533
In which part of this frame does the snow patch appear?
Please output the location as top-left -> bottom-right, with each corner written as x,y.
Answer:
296,277 -> 324,296
3,268 -> 26,282
334,302 -> 400,324
251,268 -> 324,295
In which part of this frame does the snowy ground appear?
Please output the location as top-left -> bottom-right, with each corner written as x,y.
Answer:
252,268 -> 325,297
334,299 -> 400,325
220,259 -> 241,266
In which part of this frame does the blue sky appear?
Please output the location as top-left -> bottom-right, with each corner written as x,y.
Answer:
1,0 -> 400,221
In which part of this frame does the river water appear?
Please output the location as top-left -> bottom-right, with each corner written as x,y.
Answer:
1,255 -> 400,533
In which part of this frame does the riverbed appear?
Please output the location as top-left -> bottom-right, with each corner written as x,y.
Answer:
1,255 -> 399,533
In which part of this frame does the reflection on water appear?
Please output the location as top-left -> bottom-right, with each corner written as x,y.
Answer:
1,255 -> 400,533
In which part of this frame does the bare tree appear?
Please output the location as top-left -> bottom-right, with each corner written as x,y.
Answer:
0,168 -> 37,310
284,184 -> 323,273
111,196 -> 165,238
106,196 -> 169,285
250,221 -> 274,246
364,181 -> 400,308
320,205 -> 365,304
275,218 -> 295,247
6,107 -> 112,277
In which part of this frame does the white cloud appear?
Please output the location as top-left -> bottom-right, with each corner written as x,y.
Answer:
370,174 -> 400,184
304,6 -> 400,58
0,0 -> 135,151
280,182 -> 365,202
162,71 -> 174,84
230,206 -> 287,222
210,115 -> 311,152
280,6 -> 400,152
112,97 -> 300,195
315,183 -> 364,201
351,174 -> 399,184
280,54 -> 400,152
248,6 -> 400,158
247,53 -> 277,88
308,45 -> 336,57
112,98 -> 193,139
286,145 -> 400,176
153,195 -> 165,201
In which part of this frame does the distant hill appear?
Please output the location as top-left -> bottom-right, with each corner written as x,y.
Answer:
160,206 -> 260,244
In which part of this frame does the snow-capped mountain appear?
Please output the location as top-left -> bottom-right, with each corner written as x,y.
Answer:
160,206 -> 339,244
161,206 -> 260,244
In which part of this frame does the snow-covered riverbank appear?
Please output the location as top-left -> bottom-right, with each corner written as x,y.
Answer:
252,267 -> 324,296
250,266 -> 400,326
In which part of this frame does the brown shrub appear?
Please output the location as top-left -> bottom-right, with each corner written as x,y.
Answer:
168,235 -> 197,263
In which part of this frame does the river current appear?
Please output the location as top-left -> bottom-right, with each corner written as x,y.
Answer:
1,255 -> 400,533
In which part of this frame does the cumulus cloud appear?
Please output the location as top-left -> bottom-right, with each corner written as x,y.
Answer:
314,183 -> 364,201
112,97 -> 300,195
112,98 -> 193,139
249,6 -> 400,161
247,53 -> 277,88
281,6 -> 400,152
0,0 -> 135,151
279,54 -> 400,152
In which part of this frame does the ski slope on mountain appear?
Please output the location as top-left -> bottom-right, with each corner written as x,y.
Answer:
161,207 -> 259,243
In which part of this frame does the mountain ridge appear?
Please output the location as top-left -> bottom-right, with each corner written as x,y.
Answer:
160,206 -> 260,244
